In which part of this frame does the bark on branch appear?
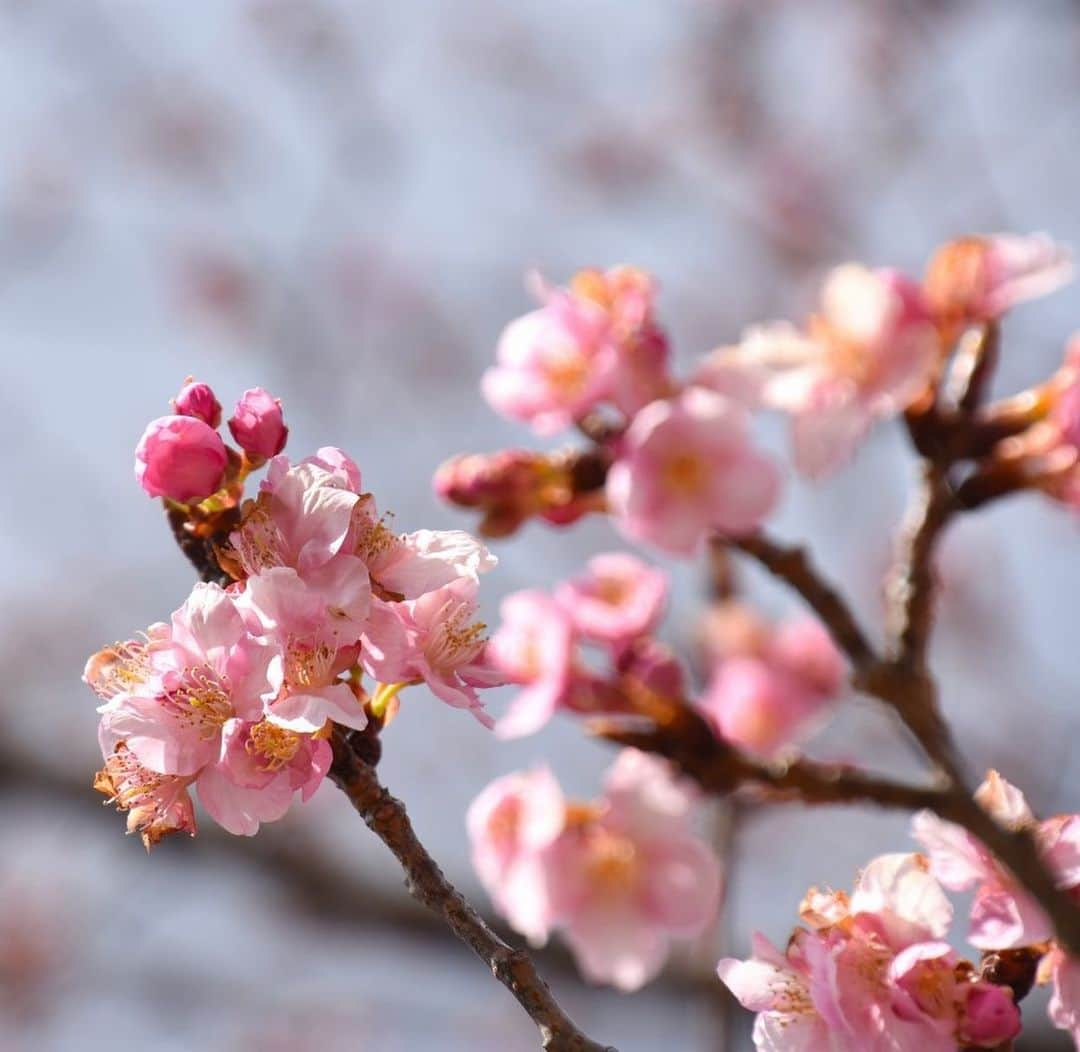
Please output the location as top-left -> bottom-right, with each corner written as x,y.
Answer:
328,727 -> 616,1052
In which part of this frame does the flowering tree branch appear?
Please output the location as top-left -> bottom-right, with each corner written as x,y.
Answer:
162,487 -> 614,1052
328,727 -> 615,1052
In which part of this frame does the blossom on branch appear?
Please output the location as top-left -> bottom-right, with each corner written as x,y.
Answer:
697,264 -> 939,478
607,386 -> 781,554
470,750 -> 720,991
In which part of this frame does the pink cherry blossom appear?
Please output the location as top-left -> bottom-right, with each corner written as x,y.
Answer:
233,454 -> 362,575
467,767 -> 566,943
172,379 -> 222,428
488,590 -> 576,739
194,717 -> 331,836
362,577 -> 500,727
909,770 -> 1080,950
926,232 -> 1073,325
546,750 -> 721,991
569,265 -> 672,415
483,289 -> 615,435
554,552 -> 667,647
606,386 -> 780,555
96,583 -> 280,777
1046,947 -> 1080,1043
228,386 -> 288,459
700,265 -> 939,478
697,610 -> 844,758
94,742 -> 197,849
699,657 -> 822,757
134,414 -> 228,502
848,853 -> 952,951
366,528 -> 498,600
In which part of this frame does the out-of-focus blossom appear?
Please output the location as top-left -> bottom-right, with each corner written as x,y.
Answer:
547,751 -> 720,991
569,266 -> 673,415
554,551 -> 667,647
697,603 -> 844,757
467,767 -> 566,943
172,379 -> 222,428
483,290 -> 614,435
721,266 -> 936,472
229,387 -> 288,461
483,267 -> 674,435
925,233 -> 1073,326
698,265 -> 939,478
134,414 -> 228,502
435,447 -> 608,537
474,751 -> 719,991
606,386 -> 780,555
910,770 -> 1080,950
489,590 -> 576,738
1045,948 -> 1080,1044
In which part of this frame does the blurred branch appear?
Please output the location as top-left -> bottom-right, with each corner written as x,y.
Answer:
328,726 -> 615,1052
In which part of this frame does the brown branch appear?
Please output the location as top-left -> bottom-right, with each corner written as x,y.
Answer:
328,727 -> 616,1052
725,532 -> 878,672
884,461 -> 956,673
591,706 -> 948,814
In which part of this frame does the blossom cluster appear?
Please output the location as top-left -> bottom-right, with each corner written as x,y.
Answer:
468,749 -> 721,991
85,381 -> 503,846
721,770 -> 1080,1049
481,553 -> 844,760
444,235 -> 1077,556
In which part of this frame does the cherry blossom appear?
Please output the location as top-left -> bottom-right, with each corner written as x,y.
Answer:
606,386 -> 780,555
925,232 -> 1073,326
699,265 -> 939,478
483,287 -> 615,436
554,551 -> 668,647
467,767 -> 566,943
489,590 -> 576,739
698,605 -> 844,757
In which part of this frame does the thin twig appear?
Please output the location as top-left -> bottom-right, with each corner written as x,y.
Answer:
591,707 -> 948,813
328,727 -> 616,1052
726,533 -> 878,671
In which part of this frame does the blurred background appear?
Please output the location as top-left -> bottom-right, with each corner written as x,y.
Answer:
2,1 -> 1080,1048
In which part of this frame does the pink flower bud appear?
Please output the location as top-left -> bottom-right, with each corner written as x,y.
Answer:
959,981 -> 1021,1047
172,379 -> 222,428
228,387 -> 288,459
134,414 -> 228,502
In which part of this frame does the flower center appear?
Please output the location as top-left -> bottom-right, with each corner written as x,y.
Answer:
162,667 -> 232,739
585,830 -> 640,893
662,453 -> 706,495
245,720 -> 302,771
545,347 -> 590,398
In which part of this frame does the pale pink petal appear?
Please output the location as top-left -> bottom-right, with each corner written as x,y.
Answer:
562,903 -> 669,991
640,837 -> 722,935
267,682 -> 367,733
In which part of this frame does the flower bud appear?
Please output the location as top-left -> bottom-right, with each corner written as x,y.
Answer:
172,379 -> 222,428
958,981 -> 1021,1047
228,387 -> 288,460
134,414 -> 228,502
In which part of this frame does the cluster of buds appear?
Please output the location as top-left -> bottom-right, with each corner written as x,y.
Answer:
85,383 -> 505,847
722,770 -> 1080,1049
433,446 -> 609,538
468,749 -> 721,991
137,379 -> 288,505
